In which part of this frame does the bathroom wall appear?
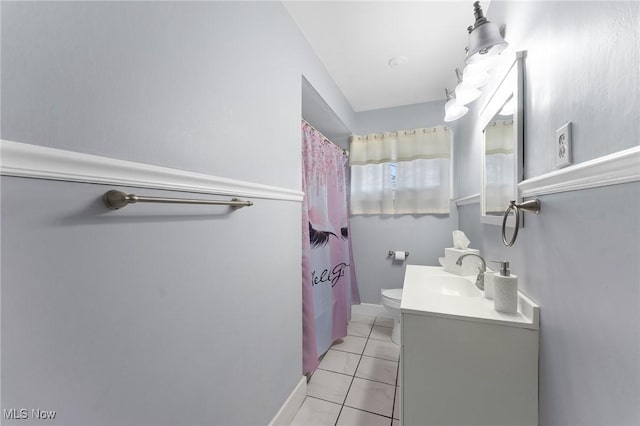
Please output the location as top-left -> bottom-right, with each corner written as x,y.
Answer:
350,101 -> 462,304
301,76 -> 352,149
455,2 -> 640,424
1,2 -> 354,425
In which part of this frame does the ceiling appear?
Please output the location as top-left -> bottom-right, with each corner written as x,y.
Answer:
284,1 -> 490,112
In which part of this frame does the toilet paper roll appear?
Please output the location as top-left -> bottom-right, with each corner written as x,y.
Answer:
394,251 -> 406,261
493,274 -> 518,314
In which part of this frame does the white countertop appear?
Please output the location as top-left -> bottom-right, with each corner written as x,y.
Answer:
401,265 -> 539,330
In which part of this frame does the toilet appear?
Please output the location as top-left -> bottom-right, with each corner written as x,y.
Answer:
381,288 -> 403,344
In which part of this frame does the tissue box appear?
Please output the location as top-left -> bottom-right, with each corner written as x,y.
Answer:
443,248 -> 481,276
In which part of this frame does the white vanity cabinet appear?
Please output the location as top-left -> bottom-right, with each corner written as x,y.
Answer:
400,265 -> 539,426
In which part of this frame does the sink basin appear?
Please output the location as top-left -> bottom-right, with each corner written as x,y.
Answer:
401,265 -> 539,330
424,276 -> 481,298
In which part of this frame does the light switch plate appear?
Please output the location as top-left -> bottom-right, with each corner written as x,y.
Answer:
556,122 -> 572,168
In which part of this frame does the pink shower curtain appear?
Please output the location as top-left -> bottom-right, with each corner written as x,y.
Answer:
301,121 -> 360,375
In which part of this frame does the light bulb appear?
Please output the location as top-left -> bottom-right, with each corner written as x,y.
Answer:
444,99 -> 469,122
462,63 -> 491,88
455,83 -> 482,105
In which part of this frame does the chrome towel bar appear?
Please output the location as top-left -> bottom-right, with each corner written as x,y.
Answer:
103,190 -> 253,210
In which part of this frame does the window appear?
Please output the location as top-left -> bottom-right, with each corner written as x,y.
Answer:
389,163 -> 397,192
349,127 -> 451,215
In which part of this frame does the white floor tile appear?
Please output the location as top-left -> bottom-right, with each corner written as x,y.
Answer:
347,321 -> 373,338
355,355 -> 398,385
319,350 -> 361,376
374,317 -> 394,328
331,335 -> 367,355
363,339 -> 400,361
336,406 -> 391,426
296,328 -> 407,426
369,325 -> 392,342
345,377 -> 395,418
350,313 -> 375,325
393,387 -> 400,419
307,369 -> 353,404
290,396 -> 342,426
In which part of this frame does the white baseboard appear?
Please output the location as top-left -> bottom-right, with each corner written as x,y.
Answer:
351,303 -> 392,319
269,376 -> 307,426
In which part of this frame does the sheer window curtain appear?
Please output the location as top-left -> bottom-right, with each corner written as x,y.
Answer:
349,126 -> 452,215
484,120 -> 514,213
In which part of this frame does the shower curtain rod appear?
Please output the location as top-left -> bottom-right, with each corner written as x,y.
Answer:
301,118 -> 349,156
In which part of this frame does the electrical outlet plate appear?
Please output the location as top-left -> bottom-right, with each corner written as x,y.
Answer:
556,122 -> 572,168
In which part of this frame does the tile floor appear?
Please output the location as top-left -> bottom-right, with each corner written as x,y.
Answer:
290,314 -> 400,426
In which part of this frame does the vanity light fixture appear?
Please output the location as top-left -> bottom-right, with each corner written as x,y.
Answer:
444,88 -> 469,122
465,1 -> 508,64
454,68 -> 482,105
442,2 -> 508,122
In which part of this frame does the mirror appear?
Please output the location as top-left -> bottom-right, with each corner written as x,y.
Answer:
479,52 -> 524,226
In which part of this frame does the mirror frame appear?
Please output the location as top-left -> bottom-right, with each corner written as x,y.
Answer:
479,51 -> 525,227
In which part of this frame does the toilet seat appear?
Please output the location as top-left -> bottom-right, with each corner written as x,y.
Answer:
381,288 -> 403,310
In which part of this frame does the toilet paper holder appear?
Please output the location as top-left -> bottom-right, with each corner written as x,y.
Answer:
388,250 -> 409,258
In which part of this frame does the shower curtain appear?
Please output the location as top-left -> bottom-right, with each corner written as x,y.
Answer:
301,120 -> 360,375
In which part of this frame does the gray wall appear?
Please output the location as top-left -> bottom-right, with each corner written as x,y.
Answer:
455,2 -> 640,424
353,101 -> 446,135
1,2 -> 354,425
1,1 -> 355,188
350,100 -> 463,304
302,77 -> 352,149
455,202 -> 482,252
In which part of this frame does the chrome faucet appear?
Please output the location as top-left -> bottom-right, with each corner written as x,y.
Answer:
456,254 -> 486,291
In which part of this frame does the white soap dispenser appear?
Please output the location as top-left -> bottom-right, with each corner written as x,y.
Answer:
483,270 -> 496,300
492,261 -> 518,314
